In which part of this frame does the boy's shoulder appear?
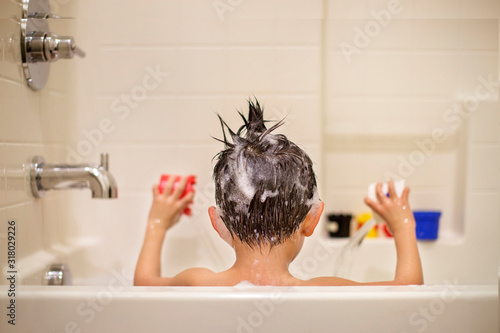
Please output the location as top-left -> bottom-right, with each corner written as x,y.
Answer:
302,276 -> 362,286
172,267 -> 245,286
171,267 -> 218,286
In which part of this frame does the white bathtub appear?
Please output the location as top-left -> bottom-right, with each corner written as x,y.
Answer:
0,282 -> 497,333
1,238 -> 498,333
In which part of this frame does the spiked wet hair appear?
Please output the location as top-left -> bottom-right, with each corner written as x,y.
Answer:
212,99 -> 318,248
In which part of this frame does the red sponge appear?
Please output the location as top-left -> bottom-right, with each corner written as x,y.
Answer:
158,174 -> 196,216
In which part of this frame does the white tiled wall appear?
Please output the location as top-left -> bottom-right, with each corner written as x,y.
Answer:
68,0 -> 323,278
319,0 -> 499,284
0,0 -> 79,283
0,0 -> 498,285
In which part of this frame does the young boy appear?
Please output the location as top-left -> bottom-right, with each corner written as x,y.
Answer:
134,100 -> 423,286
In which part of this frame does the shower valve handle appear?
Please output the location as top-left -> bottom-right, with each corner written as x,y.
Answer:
26,31 -> 86,63
42,32 -> 86,61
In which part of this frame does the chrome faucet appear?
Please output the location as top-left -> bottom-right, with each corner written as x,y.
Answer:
45,263 -> 72,286
30,153 -> 118,199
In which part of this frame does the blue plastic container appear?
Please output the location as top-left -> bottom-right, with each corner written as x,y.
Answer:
413,211 -> 441,240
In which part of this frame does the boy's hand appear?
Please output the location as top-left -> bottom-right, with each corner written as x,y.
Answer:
147,176 -> 195,231
364,181 -> 415,235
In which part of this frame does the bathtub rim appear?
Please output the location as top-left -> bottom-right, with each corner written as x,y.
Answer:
2,283 -> 496,300
1,284 -> 496,333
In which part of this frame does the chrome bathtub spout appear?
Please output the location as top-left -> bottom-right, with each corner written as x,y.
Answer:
45,263 -> 72,286
30,153 -> 118,199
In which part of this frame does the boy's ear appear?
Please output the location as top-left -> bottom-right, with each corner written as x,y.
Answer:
208,206 -> 233,246
300,201 -> 324,237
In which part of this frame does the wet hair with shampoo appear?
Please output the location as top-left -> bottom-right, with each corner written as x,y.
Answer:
212,99 -> 319,248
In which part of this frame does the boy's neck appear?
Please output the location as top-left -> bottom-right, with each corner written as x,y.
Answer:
230,238 -> 301,285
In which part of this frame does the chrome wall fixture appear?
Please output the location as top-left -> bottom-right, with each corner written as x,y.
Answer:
30,153 -> 118,199
45,263 -> 72,286
21,0 -> 85,90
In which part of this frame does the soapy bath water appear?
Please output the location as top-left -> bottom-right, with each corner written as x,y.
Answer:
234,280 -> 255,289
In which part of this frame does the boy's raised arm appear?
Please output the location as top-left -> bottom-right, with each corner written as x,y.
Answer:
134,176 -> 195,286
364,181 -> 423,285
